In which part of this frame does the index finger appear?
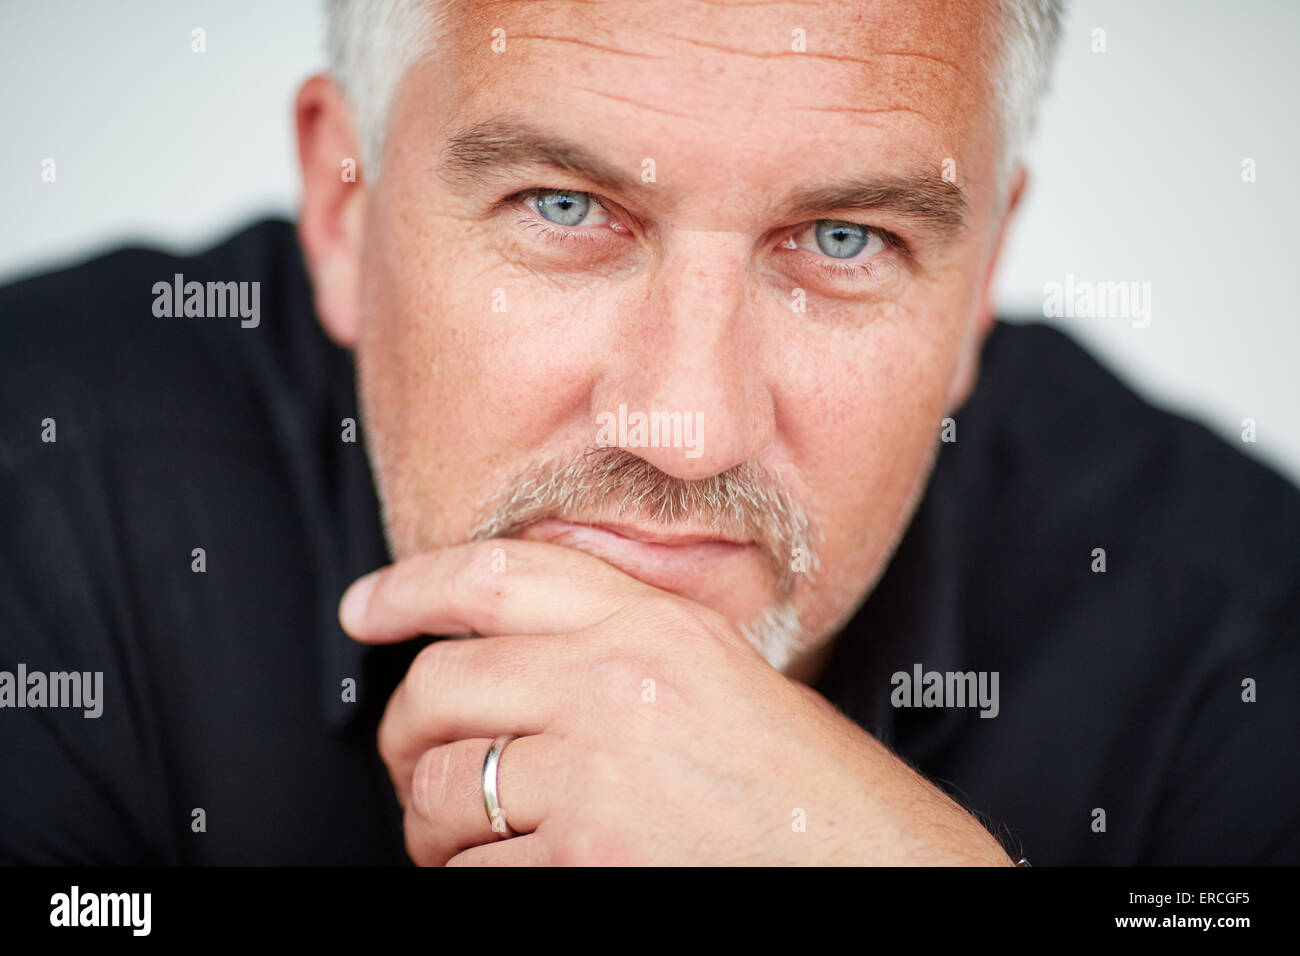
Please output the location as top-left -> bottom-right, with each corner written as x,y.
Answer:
339,538 -> 647,643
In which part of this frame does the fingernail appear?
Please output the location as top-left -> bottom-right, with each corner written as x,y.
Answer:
339,571 -> 379,635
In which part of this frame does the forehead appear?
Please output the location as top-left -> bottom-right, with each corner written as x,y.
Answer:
423,0 -> 1000,216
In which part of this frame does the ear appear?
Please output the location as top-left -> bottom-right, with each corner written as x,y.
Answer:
295,74 -> 367,348
944,165 -> 1029,412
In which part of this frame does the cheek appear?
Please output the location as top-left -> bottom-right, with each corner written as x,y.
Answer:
779,286 -> 975,576
356,200 -> 634,523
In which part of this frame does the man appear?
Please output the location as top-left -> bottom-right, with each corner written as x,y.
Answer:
0,0 -> 1296,866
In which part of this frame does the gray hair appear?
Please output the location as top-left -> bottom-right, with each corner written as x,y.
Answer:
326,0 -> 1065,195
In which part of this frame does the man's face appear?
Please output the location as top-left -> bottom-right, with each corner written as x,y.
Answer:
342,0 -> 1007,676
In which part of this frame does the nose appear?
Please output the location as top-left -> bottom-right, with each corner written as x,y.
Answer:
590,230 -> 775,480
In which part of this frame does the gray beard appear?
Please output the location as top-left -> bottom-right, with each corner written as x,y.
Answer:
739,599 -> 802,673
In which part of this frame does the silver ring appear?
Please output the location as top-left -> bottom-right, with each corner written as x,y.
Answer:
482,735 -> 517,838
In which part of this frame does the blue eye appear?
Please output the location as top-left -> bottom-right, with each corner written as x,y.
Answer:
535,190 -> 591,226
814,220 -> 870,259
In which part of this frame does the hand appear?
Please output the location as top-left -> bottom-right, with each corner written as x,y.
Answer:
339,539 -> 1013,866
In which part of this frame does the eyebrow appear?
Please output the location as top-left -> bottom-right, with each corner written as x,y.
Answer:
440,119 -> 969,242
781,176 -> 968,242
441,119 -> 637,194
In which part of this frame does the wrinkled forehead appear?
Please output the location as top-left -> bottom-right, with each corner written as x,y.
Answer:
404,0 -> 1002,225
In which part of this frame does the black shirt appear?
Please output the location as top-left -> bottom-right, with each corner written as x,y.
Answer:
1,219 -> 1296,865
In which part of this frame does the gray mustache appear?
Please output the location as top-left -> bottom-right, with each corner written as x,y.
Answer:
468,446 -> 817,593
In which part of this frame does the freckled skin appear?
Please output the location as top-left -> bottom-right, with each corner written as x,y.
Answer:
303,0 -> 1019,684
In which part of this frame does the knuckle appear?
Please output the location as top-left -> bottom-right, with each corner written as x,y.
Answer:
408,747 -> 450,819
552,821 -> 624,866
403,816 -> 435,867
583,653 -> 663,717
375,709 -> 397,770
586,651 -> 647,688
453,548 -> 498,599
411,639 -> 456,700
450,550 -> 506,630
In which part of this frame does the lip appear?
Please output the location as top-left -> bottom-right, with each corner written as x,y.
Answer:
517,518 -> 755,591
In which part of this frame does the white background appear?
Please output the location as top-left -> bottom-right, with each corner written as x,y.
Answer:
2,0 -> 1297,482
